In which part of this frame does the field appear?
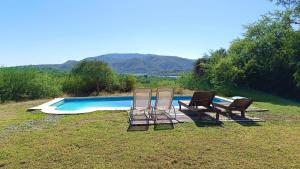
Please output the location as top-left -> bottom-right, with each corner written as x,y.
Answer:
0,94 -> 300,169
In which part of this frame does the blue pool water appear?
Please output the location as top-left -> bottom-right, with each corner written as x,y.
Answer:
51,96 -> 228,111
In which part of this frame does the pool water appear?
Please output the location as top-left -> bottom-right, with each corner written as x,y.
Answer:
51,96 -> 228,111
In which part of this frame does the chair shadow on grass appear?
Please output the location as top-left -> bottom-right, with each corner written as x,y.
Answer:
127,125 -> 149,132
154,123 -> 174,130
153,113 -> 176,131
219,111 -> 262,127
179,110 -> 224,128
226,112 -> 262,127
127,123 -> 175,131
127,114 -> 176,131
179,109 -> 263,127
127,114 -> 150,132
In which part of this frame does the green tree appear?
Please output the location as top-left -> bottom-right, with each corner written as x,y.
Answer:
71,60 -> 114,95
270,0 -> 300,25
193,57 -> 208,76
189,10 -> 300,98
119,75 -> 137,92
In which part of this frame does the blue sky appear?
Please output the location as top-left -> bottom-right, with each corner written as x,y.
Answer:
0,0 -> 279,66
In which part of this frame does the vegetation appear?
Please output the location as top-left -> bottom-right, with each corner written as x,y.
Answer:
63,61 -> 137,96
0,95 -> 299,168
0,61 -> 138,100
137,76 -> 178,88
119,75 -> 137,92
0,68 -> 62,102
188,2 -> 300,99
63,61 -> 117,95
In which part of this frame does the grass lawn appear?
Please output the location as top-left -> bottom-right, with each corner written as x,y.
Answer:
0,96 -> 300,169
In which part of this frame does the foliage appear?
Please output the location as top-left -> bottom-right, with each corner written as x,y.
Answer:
0,68 -> 62,102
0,61 -> 138,98
186,9 -> 300,99
62,61 -> 137,95
119,75 -> 137,92
62,75 -> 94,96
177,73 -> 211,91
207,57 -> 244,89
70,60 -> 115,94
137,76 -> 179,88
271,0 -> 300,26
193,58 -> 208,76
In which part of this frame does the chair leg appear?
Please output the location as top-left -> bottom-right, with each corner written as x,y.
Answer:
216,111 -> 220,121
228,110 -> 233,117
179,104 -> 181,111
241,111 -> 245,118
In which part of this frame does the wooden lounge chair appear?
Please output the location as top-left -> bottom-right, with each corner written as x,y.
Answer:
178,91 -> 220,121
128,88 -> 152,126
152,88 -> 176,123
213,98 -> 253,118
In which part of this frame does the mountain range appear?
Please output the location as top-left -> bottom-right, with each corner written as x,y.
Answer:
29,53 -> 195,75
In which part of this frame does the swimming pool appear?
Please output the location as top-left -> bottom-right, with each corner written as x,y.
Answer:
37,96 -> 232,114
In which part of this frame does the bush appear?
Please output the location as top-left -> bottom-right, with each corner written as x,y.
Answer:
137,76 -> 179,88
119,75 -> 137,92
63,60 -> 116,95
105,73 -> 120,92
0,68 -> 62,102
177,73 -> 211,91
62,61 -> 138,95
207,57 -> 244,89
62,76 -> 94,96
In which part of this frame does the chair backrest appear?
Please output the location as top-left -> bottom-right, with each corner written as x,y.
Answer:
189,91 -> 216,107
229,98 -> 253,111
154,88 -> 174,111
133,88 -> 152,110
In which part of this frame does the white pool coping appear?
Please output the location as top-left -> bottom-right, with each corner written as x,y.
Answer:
29,96 -> 233,115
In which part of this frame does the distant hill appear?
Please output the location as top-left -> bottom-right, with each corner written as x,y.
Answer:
23,53 -> 195,75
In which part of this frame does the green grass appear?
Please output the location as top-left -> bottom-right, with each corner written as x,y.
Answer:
0,96 -> 300,168
0,100 -> 47,129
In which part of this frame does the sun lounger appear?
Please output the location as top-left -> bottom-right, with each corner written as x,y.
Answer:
213,98 -> 253,118
178,91 -> 220,121
152,88 -> 176,123
128,88 -> 152,125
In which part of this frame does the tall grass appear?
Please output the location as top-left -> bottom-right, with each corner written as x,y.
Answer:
0,68 -> 63,102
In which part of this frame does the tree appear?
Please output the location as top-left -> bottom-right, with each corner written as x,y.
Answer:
270,0 -> 300,25
191,10 -> 300,98
119,75 -> 137,92
193,58 -> 208,76
71,60 -> 114,95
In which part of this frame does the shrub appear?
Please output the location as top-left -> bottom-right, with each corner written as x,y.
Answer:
177,72 -> 211,91
62,75 -> 94,96
137,76 -> 179,88
119,75 -> 137,92
0,68 -> 62,102
64,60 -> 116,95
105,73 -> 120,92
